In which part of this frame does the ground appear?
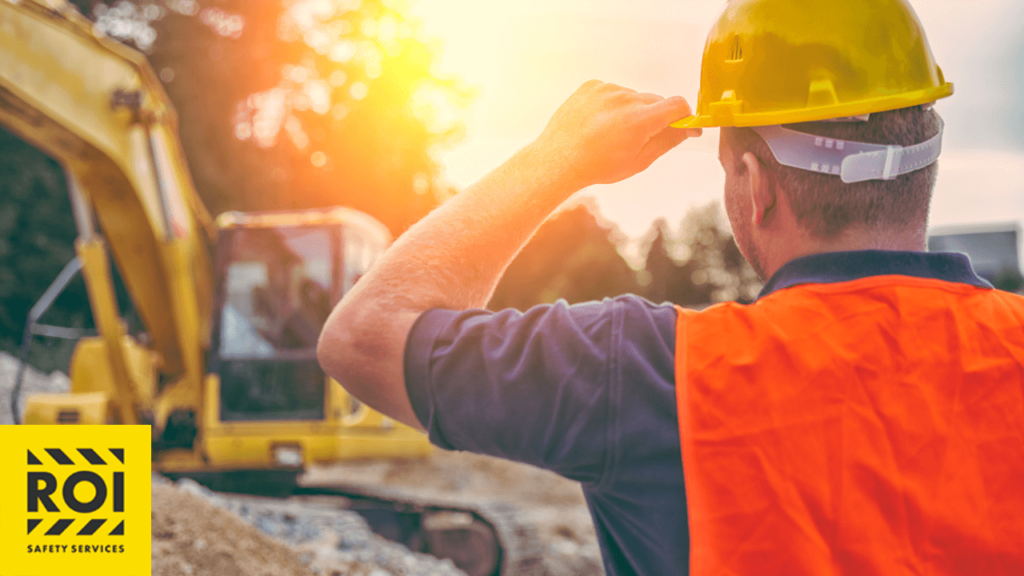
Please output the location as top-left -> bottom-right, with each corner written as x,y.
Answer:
152,482 -> 312,576
2,352 -> 605,575
306,451 -> 605,575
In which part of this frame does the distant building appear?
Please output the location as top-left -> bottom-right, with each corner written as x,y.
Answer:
928,223 -> 1023,292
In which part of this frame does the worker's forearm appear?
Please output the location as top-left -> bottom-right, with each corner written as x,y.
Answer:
318,81 -> 697,428
317,144 -> 577,428
378,143 -> 579,311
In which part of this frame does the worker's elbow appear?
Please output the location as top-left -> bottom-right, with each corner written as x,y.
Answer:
316,312 -> 352,383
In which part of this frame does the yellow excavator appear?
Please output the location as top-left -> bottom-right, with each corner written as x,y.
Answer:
1,1 -> 540,574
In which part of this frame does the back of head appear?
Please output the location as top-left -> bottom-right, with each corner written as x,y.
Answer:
723,107 -> 943,238
674,0 -> 952,240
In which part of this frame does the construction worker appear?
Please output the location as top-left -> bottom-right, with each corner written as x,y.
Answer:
318,0 -> 1024,573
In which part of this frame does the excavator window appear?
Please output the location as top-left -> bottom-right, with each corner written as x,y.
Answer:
212,222 -> 385,423
219,227 -> 333,354
215,226 -> 335,422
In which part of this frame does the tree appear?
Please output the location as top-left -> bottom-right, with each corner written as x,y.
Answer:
487,200 -> 763,313
0,129 -> 139,371
489,200 -> 641,310
75,0 -> 473,234
641,219 -> 698,305
993,267 -> 1024,294
0,0 -> 471,360
0,129 -> 80,367
641,203 -> 762,307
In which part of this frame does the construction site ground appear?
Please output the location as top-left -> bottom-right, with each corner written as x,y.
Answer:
3,352 -> 604,575
306,452 -> 605,575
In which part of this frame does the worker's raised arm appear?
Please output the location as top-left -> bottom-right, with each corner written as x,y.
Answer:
316,80 -> 699,429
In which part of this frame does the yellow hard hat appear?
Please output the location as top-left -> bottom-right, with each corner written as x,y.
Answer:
672,0 -> 953,129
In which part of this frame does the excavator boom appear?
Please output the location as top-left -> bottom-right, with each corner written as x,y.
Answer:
0,0 -> 213,380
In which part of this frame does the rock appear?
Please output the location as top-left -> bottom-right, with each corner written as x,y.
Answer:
0,351 -> 70,424
156,475 -> 465,576
305,451 -> 606,575
151,479 -> 312,576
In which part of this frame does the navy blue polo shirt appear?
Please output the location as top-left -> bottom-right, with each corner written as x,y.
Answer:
403,250 -> 991,576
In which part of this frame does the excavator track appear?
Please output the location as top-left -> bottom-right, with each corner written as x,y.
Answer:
294,481 -> 545,576
194,476 -> 545,576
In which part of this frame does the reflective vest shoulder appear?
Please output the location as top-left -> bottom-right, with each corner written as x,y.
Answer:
674,275 -> 1024,575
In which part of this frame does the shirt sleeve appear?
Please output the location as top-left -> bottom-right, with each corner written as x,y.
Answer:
403,295 -> 676,487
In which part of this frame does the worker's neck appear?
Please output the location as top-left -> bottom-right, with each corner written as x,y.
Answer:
763,224 -> 928,280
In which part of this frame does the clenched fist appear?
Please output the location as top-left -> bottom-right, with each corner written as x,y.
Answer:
530,80 -> 701,190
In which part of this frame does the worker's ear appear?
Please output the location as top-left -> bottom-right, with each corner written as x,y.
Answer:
741,152 -> 775,227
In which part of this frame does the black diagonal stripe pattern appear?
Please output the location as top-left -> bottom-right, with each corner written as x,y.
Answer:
109,520 -> 124,536
27,450 -> 42,465
45,519 -> 74,536
27,519 -> 42,534
77,519 -> 107,536
109,448 -> 124,464
77,448 -> 106,465
45,448 -> 74,465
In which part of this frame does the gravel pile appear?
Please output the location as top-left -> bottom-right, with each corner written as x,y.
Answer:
167,476 -> 466,576
306,451 -> 605,576
152,475 -> 312,576
0,351 -> 70,424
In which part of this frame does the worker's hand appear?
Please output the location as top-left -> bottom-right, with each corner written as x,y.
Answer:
529,80 -> 701,190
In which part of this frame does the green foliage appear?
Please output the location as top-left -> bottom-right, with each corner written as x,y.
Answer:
0,127 -> 143,369
641,204 -> 762,306
0,129 -> 86,370
993,267 -> 1024,294
488,200 -> 762,312
82,0 -> 472,234
489,201 -> 640,310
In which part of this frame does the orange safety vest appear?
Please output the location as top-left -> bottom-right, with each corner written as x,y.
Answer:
675,275 -> 1024,575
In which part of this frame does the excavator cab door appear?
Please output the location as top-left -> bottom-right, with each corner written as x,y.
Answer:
200,210 -> 429,472
211,223 -> 341,422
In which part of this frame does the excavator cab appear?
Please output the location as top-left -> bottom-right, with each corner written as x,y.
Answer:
213,208 -> 379,424
173,208 -> 432,480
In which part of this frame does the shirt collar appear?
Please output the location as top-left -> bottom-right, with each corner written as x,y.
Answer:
758,250 -> 993,300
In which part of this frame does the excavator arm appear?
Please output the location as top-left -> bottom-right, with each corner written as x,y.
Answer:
0,0 -> 213,416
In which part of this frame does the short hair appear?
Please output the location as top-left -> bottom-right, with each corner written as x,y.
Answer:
722,106 -> 942,238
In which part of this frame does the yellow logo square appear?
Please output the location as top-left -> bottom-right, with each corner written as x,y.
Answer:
0,425 -> 151,576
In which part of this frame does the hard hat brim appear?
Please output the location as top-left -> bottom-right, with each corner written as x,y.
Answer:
671,83 -> 953,129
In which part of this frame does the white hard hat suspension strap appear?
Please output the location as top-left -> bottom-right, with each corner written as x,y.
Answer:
883,146 -> 899,180
750,121 -> 943,183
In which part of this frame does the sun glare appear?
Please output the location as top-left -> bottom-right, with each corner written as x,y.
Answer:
406,0 -> 1024,242
232,0 -> 467,154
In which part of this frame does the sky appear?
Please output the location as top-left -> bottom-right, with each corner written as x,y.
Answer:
410,0 -> 1024,251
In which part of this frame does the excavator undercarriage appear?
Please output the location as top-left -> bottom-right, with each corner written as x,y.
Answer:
163,474 -> 545,576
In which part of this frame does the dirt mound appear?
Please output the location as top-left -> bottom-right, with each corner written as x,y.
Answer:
157,477 -> 466,576
152,482 -> 312,576
305,450 -> 605,576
